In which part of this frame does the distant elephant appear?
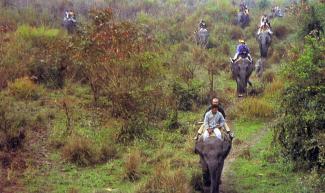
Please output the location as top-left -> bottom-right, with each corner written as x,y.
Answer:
196,28 -> 209,49
63,19 -> 76,34
255,58 -> 266,78
269,7 -> 284,19
237,12 -> 250,28
195,137 -> 232,193
257,31 -> 272,58
231,57 -> 254,97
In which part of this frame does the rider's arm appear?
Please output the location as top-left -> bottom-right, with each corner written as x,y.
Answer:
219,113 -> 225,128
204,112 -> 210,130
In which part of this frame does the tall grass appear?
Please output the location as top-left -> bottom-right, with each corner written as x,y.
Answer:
229,97 -> 275,120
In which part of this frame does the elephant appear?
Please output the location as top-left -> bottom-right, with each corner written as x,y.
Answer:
63,19 -> 76,34
196,29 -> 209,49
237,12 -> 250,28
255,58 -> 266,78
231,57 -> 255,97
269,7 -> 284,19
195,136 -> 232,193
257,31 -> 272,58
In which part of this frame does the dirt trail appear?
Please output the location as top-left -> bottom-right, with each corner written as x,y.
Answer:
219,127 -> 269,193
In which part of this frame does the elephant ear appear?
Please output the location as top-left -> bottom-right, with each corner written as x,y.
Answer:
194,140 -> 204,155
221,142 -> 231,159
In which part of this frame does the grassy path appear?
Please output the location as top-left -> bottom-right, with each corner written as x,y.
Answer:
220,125 -> 269,193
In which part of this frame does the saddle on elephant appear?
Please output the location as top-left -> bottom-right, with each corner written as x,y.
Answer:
196,124 -> 232,143
257,23 -> 273,36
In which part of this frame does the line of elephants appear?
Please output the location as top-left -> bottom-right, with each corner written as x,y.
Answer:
196,8 -> 279,98
194,8 -> 281,193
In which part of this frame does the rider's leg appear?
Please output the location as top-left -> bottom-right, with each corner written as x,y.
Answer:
224,122 -> 231,132
232,52 -> 239,61
194,124 -> 205,140
213,128 -> 222,140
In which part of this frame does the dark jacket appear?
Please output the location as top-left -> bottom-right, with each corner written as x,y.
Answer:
203,105 -> 226,120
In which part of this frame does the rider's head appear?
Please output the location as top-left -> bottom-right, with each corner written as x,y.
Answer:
211,98 -> 219,106
239,39 -> 245,44
211,104 -> 219,114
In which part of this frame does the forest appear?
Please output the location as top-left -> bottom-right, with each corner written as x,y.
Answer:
0,0 -> 324,193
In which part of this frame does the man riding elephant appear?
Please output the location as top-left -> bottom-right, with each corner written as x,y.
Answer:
231,39 -> 252,63
199,19 -> 207,30
230,40 -> 255,97
194,106 -> 232,193
195,98 -> 234,140
196,19 -> 209,48
257,21 -> 273,36
63,9 -> 77,33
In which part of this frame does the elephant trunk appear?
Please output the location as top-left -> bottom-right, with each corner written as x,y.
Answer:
260,34 -> 269,58
209,164 -> 220,193
237,71 -> 247,94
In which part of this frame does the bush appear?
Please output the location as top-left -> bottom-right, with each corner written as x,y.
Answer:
99,143 -> 118,162
273,25 -> 289,40
124,149 -> 141,181
0,99 -> 27,150
164,110 -> 180,130
276,37 -> 324,170
136,164 -> 192,193
8,77 -> 43,100
172,80 -> 202,111
62,135 -> 98,167
115,116 -> 149,144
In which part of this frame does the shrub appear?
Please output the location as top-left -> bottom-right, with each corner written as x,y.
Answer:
164,110 -> 180,130
273,25 -> 289,40
0,99 -> 27,151
262,70 -> 276,83
99,143 -> 118,162
136,164 -> 192,193
115,116 -> 149,144
124,149 -> 141,181
8,77 -> 44,100
62,135 -> 98,167
276,37 -> 324,170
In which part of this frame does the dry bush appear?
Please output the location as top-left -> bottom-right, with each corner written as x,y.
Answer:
229,97 -> 275,119
8,77 -> 44,100
124,149 -> 141,182
136,164 -> 192,193
273,25 -> 289,40
264,79 -> 285,98
262,70 -> 276,83
99,143 -> 118,162
190,170 -> 203,191
62,135 -> 98,167
229,26 -> 244,40
0,100 -> 27,151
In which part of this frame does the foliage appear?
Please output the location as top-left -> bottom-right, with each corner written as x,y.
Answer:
229,97 -> 275,120
0,99 -> 27,150
115,116 -> 149,144
258,0 -> 271,9
136,163 -> 192,193
62,135 -> 98,167
8,77 -> 44,100
124,149 -> 142,181
0,25 -> 70,89
276,37 -> 325,170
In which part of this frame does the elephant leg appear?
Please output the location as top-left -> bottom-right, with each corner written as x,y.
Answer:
202,167 -> 211,187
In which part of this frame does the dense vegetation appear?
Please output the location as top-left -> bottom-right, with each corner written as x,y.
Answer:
0,0 -> 324,193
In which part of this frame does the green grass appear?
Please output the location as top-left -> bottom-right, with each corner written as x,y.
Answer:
231,129 -> 303,193
232,119 -> 264,141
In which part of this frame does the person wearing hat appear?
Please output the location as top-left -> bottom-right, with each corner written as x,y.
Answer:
199,19 -> 207,30
231,39 -> 252,62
